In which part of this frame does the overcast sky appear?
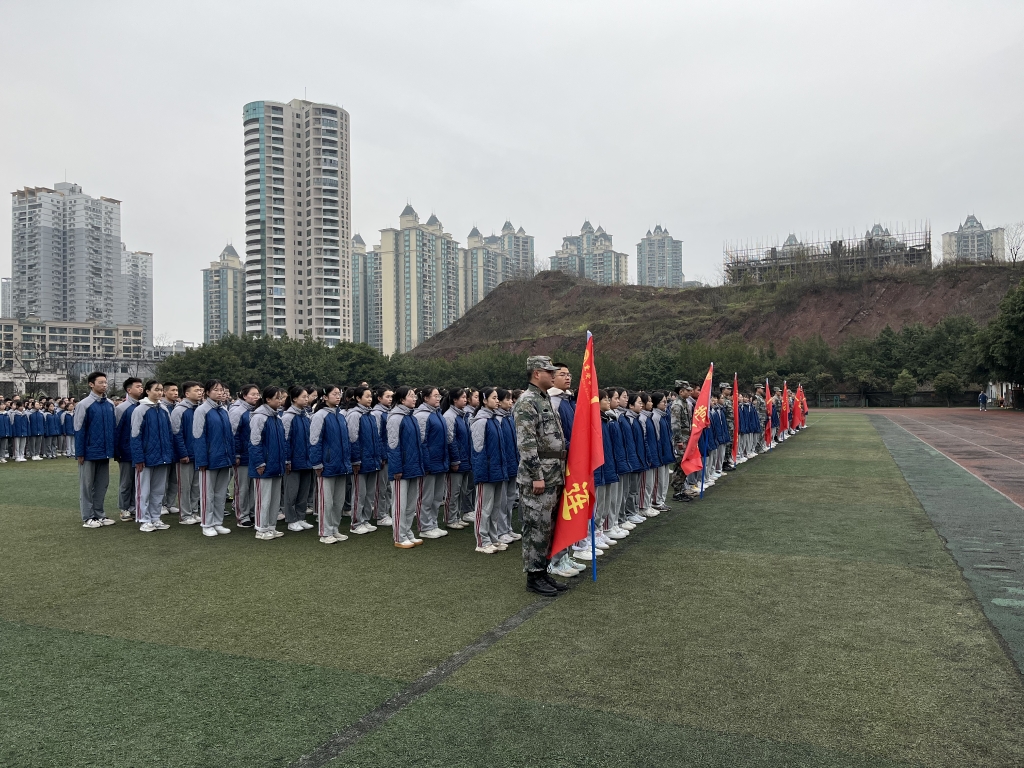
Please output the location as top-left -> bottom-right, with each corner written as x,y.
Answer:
2,0 -> 1023,342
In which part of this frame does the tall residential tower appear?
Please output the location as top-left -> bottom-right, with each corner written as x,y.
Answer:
551,220 -> 629,285
202,244 -> 244,344
636,225 -> 684,287
242,99 -> 351,344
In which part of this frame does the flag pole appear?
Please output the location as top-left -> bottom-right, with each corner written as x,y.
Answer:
700,442 -> 706,499
590,517 -> 597,581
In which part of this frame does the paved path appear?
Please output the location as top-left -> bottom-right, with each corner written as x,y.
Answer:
868,412 -> 1024,674
873,408 -> 1024,506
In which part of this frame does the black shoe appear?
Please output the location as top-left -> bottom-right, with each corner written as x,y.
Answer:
723,464 -> 736,472
236,517 -> 254,528
526,571 -> 558,597
542,572 -> 571,592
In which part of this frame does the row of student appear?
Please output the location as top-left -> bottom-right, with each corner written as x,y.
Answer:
0,397 -> 78,462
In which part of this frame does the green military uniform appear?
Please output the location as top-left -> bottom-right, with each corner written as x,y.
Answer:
753,385 -> 768,451
513,362 -> 567,574
669,380 -> 691,495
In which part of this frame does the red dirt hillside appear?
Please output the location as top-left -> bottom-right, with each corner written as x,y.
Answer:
410,265 -> 1019,359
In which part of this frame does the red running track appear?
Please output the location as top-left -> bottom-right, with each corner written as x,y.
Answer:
867,408 -> 1024,507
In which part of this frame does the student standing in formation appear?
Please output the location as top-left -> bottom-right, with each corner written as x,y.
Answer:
494,389 -> 522,547
170,381 -> 203,525
369,386 -> 394,527
130,380 -> 174,533
63,401 -> 76,457
115,378 -> 144,521
441,388 -> 472,530
193,379 -> 236,538
12,400 -> 29,461
44,401 -> 61,458
637,393 -> 660,518
249,386 -> 289,541
387,385 -> 425,549
28,400 -> 45,460
281,386 -> 315,533
651,391 -> 674,511
160,382 -> 180,515
228,384 -> 260,529
309,385 -> 351,544
470,387 -> 506,554
0,401 -> 10,463
346,385 -> 383,535
413,386 -> 449,539
76,371 -> 116,527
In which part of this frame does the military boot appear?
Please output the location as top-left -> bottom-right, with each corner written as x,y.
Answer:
542,572 -> 571,592
527,570 -> 558,597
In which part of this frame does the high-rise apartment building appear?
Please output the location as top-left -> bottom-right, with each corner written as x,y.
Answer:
498,220 -> 535,278
636,225 -> 684,287
242,99 -> 351,345
375,205 -> 460,355
0,277 -> 11,318
351,234 -> 383,351
551,220 -> 629,285
10,183 -> 154,347
202,244 -> 244,344
941,215 -> 1005,263
458,228 -> 505,317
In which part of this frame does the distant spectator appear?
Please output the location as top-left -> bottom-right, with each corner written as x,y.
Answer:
979,392 -> 988,412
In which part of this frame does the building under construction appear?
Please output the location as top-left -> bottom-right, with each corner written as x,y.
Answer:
724,223 -> 932,285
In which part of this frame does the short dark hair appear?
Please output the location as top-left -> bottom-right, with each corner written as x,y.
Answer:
143,379 -> 161,395
123,377 -> 142,390
87,371 -> 106,385
163,382 -> 178,390
203,379 -> 225,394
181,380 -> 202,394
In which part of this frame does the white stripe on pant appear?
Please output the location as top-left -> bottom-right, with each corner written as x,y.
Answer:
200,466 -> 231,529
474,482 -> 502,547
254,475 -> 283,532
317,473 -> 347,538
392,477 -> 420,544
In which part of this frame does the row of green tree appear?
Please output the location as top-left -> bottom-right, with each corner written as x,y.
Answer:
155,279 -> 1024,395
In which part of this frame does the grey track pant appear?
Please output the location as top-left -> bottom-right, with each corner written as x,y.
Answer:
254,475 -> 283,533
595,483 -> 611,530
473,482 -> 503,547
283,469 -> 313,524
165,464 -> 178,509
639,468 -> 656,511
623,472 -> 641,520
28,434 -> 41,457
231,464 -> 254,522
392,477 -> 421,544
176,461 -> 201,518
199,466 -> 231,528
13,436 -> 26,460
118,461 -> 136,512
656,464 -> 670,506
78,459 -> 110,521
374,463 -> 392,521
605,479 -> 623,529
443,472 -> 472,526
316,473 -> 347,538
350,471 -> 377,528
136,464 -> 169,525
417,473 -> 444,533
0,437 -> 7,459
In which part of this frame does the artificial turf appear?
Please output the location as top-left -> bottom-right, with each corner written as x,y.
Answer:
1,413 -> 1022,767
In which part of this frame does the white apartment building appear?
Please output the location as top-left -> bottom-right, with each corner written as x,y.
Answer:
10,183 -> 153,348
551,220 -> 629,285
941,215 -> 1005,263
637,225 -> 684,288
202,244 -> 244,344
242,99 -> 352,345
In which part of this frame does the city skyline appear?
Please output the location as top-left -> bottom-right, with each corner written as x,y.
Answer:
2,2 -> 1022,343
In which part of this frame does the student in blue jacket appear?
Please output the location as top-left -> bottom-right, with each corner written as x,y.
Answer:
470,387 -> 506,554
75,372 -> 117,527
345,385 -> 384,535
170,381 -> 203,525
638,393 -> 660,518
387,385 -> 424,549
651,392 -> 675,510
441,388 -> 472,531
413,385 -> 450,540
228,384 -> 259,528
309,385 -> 351,544
281,385 -> 314,533
130,380 -> 175,532
370,386 -> 394,527
28,400 -> 45,460
115,378 -> 144,521
12,401 -> 29,461
493,389 -> 522,547
63,402 -> 76,457
249,386 -> 289,541
0,401 -> 10,463
619,392 -> 646,526
193,379 -> 236,537
45,401 -> 61,458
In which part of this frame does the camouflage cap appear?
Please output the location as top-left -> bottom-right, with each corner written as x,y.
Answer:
674,379 -> 690,390
719,381 -> 732,390
754,381 -> 765,389
526,355 -> 558,372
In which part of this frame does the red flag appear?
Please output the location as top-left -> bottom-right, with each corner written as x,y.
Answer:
764,379 -> 773,446
731,371 -> 739,463
681,364 -> 713,476
781,381 -> 790,431
796,384 -> 807,427
551,332 -> 603,555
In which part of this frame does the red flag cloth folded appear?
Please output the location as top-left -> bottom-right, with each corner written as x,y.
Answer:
764,379 -> 773,446
731,372 -> 739,463
681,364 -> 713,476
781,381 -> 790,431
551,332 -> 604,556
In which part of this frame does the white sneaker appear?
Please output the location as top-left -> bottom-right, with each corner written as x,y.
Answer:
15,457 -> 26,462
179,515 -> 200,525
160,506 -> 170,515
256,531 -> 277,541
306,506 -> 314,515
597,534 -> 616,547
492,541 -> 508,551
82,519 -> 102,528
377,516 -> 393,526
318,535 -> 337,544
153,521 -> 170,530
202,527 -> 218,537
420,528 -> 447,539
332,532 -> 349,542
99,518 -> 116,526
168,506 -> 180,513
350,523 -> 371,535
572,547 -> 593,560
277,512 -> 285,521
461,512 -> 475,523
506,531 -> 522,541
287,522 -> 305,532
0,458 -> 7,463
627,514 -> 645,524
214,525 -> 231,535
298,521 -> 314,530
363,523 -> 377,532
498,533 -> 516,544
643,508 -> 659,517
620,521 -> 636,530
139,522 -> 157,532
475,544 -> 496,554
32,456 -> 43,461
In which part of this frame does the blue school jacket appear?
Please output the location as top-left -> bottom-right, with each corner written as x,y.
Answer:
414,403 -> 449,475
497,409 -> 519,481
248,404 -> 289,478
386,405 -> 424,481
309,406 -> 352,477
12,410 -> 29,438
596,413 -> 619,486
640,411 -> 660,470
73,394 -> 115,460
45,412 -> 61,437
282,405 -> 312,471
345,404 -> 383,473
470,407 -> 506,485
130,400 -> 175,467
443,406 -> 471,472
29,409 -> 45,437
114,398 -> 139,463
170,400 -> 197,461
193,399 -> 235,470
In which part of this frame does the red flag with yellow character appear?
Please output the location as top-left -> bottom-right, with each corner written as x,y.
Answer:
681,364 -> 713,476
550,332 -> 604,556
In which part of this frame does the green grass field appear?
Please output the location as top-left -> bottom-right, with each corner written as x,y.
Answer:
2,413 -> 1022,767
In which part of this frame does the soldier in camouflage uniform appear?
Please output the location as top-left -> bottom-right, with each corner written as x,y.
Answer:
753,383 -> 768,452
669,380 -> 692,500
719,382 -> 736,470
513,355 -> 569,597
